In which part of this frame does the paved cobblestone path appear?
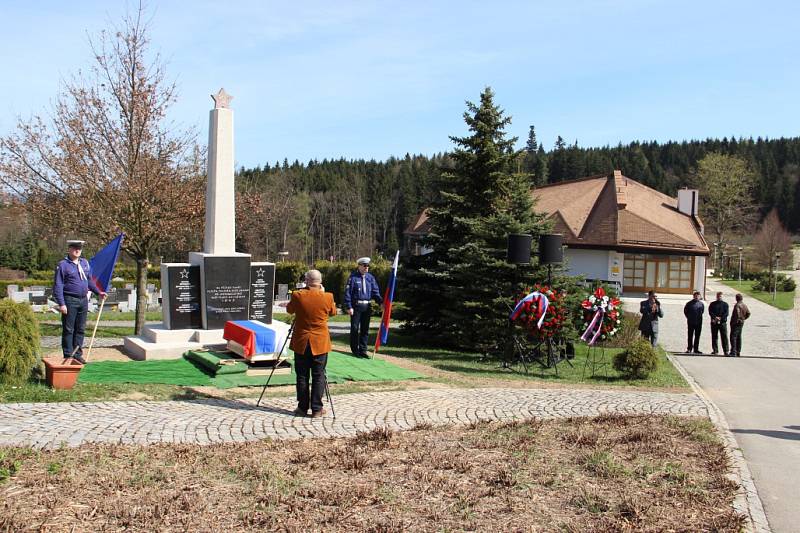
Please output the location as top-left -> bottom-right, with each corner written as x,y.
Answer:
0,388 -> 705,449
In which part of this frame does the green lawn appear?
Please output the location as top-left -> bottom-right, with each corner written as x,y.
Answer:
0,382 -> 209,403
0,376 -> 413,404
334,331 -> 688,390
273,312 -> 353,323
34,310 -> 162,321
39,324 -> 135,337
717,279 -> 795,310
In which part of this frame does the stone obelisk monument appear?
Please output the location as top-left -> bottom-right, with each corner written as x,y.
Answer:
125,89 -> 275,359
203,89 -> 236,254
189,89 -> 251,329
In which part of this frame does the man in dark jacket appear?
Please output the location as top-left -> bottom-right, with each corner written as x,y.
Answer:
343,257 -> 383,357
683,291 -> 705,354
638,291 -> 663,347
708,291 -> 729,356
729,293 -> 751,357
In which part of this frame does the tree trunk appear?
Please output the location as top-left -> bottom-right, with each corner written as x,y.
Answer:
134,257 -> 149,335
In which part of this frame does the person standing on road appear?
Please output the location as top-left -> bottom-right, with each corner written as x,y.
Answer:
729,293 -> 751,357
343,257 -> 383,358
708,291 -> 730,356
638,290 -> 663,347
683,291 -> 705,354
53,239 -> 107,364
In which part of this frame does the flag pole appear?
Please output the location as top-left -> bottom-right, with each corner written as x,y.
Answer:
86,295 -> 106,362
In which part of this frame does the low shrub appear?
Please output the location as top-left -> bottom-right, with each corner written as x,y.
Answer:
752,272 -> 795,292
613,338 -> 658,379
0,299 -> 40,385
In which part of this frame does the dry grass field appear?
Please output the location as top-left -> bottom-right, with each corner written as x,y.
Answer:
0,414 -> 742,532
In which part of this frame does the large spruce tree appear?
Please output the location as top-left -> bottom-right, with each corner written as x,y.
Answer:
401,87 -> 549,352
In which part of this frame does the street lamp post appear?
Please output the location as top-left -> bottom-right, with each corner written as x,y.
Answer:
712,242 -> 718,272
773,251 -> 782,301
737,247 -> 743,286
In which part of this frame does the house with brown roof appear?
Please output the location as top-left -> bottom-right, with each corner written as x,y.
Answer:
404,209 -> 433,256
405,170 -> 709,296
533,170 -> 709,295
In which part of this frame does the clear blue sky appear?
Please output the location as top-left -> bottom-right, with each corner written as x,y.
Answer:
1,1 -> 798,168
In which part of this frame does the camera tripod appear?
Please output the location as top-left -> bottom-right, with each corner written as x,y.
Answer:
256,320 -> 336,419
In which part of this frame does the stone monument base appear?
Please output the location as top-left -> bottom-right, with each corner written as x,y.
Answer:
123,324 -> 227,360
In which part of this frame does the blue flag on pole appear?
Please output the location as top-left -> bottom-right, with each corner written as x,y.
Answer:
89,234 -> 124,292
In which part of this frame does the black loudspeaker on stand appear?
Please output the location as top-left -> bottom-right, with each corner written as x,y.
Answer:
539,234 -> 563,285
539,234 -> 563,264
507,234 -> 532,265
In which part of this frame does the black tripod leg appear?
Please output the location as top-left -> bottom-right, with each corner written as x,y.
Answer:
257,322 -> 294,407
323,369 -> 335,419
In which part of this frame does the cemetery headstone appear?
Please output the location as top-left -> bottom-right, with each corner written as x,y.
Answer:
160,263 -> 202,329
249,262 -> 275,323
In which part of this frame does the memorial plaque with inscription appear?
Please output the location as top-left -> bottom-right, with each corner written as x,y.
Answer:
203,256 -> 251,329
249,263 -> 275,323
165,265 -> 201,329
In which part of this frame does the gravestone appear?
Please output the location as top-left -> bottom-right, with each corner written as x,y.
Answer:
116,288 -> 132,300
249,262 -> 275,323
6,284 -> 18,297
161,263 -> 202,329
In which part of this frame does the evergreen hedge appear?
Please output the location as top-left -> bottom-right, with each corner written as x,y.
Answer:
7,260 -> 395,306
0,299 -> 40,385
275,259 -> 393,306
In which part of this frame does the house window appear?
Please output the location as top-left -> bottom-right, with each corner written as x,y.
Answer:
623,253 -> 696,294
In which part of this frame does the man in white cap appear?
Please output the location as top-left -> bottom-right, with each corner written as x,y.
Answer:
343,257 -> 383,357
53,239 -> 106,363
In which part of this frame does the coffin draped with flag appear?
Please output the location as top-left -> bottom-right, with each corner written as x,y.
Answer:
375,251 -> 399,352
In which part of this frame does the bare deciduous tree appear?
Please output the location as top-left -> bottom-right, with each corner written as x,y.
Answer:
752,209 -> 792,271
692,153 -> 758,252
0,6 -> 203,334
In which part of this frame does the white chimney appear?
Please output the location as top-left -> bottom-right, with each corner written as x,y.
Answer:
677,188 -> 699,216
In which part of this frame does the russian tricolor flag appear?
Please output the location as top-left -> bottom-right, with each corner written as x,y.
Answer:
374,251 -> 399,353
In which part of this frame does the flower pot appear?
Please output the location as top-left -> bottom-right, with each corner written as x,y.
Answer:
43,357 -> 83,390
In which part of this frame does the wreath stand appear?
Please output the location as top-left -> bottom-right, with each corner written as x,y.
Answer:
582,343 -> 609,378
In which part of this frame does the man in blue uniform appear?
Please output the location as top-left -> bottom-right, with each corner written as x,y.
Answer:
343,257 -> 383,357
53,240 -> 106,364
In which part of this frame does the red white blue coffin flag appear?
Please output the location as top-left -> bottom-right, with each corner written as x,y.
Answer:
375,251 -> 399,353
89,234 -> 124,292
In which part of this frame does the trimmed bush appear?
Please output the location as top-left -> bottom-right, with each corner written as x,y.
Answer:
613,338 -> 658,379
0,299 -> 40,385
275,259 -> 393,306
752,272 -> 796,292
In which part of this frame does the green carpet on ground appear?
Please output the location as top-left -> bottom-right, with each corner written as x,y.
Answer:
78,351 -> 422,389
78,358 -> 213,386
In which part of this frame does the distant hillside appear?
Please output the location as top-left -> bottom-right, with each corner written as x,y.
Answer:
235,137 -> 799,261
530,135 -> 800,232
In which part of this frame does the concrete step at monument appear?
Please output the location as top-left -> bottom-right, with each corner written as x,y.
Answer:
124,336 -> 207,361
142,324 -> 227,345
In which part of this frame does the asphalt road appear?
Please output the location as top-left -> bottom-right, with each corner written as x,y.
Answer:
670,262 -> 800,532
676,354 -> 800,533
